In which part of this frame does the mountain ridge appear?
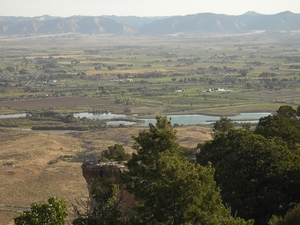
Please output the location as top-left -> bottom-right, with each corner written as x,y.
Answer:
0,11 -> 300,36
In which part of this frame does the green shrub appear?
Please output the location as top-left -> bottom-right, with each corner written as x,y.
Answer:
269,204 -> 300,225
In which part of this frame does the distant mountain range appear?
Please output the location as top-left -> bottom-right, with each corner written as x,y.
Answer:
0,11 -> 299,36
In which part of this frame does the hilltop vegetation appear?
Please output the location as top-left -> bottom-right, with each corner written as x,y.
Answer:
13,105 -> 300,224
198,108 -> 300,224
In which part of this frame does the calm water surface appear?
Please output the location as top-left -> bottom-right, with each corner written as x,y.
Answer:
0,112 -> 271,126
139,112 -> 271,126
107,121 -> 136,126
0,113 -> 26,119
74,112 -> 126,120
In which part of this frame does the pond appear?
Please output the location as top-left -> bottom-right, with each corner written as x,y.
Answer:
74,112 -> 126,120
139,112 -> 271,126
0,113 -> 26,119
0,112 -> 272,126
0,112 -> 127,120
107,121 -> 137,126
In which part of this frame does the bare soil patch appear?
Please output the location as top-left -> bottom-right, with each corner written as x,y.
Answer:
0,210 -> 19,225
233,89 -> 300,102
0,129 -> 88,223
0,166 -> 33,186
1,97 -> 114,111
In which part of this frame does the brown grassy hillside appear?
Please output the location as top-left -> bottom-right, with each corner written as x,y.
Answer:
0,125 -> 211,224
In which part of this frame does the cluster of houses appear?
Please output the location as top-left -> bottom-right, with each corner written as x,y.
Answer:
110,78 -> 133,82
204,88 -> 230,92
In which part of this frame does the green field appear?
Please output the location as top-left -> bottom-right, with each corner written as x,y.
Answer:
0,33 -> 300,116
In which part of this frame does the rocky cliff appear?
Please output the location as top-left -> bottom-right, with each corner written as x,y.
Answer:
81,161 -> 136,218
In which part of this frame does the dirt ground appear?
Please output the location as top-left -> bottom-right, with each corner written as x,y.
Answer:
0,125 -> 211,224
0,97 -> 114,111
0,129 -> 88,224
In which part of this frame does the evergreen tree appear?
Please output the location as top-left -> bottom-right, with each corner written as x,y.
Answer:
255,114 -> 300,150
197,129 -> 300,224
101,144 -> 130,162
212,117 -> 234,135
72,179 -> 124,225
14,197 -> 67,225
268,203 -> 300,225
123,116 -> 252,225
276,105 -> 297,118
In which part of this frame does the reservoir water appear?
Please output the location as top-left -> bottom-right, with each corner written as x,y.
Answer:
0,113 -> 26,119
73,112 -> 126,120
0,112 -> 271,126
138,112 -> 271,126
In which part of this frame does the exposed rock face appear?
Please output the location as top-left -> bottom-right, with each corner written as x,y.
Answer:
82,161 -> 123,184
0,16 -> 138,35
81,161 -> 136,219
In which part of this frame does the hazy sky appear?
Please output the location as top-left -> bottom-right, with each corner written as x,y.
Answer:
1,0 -> 299,17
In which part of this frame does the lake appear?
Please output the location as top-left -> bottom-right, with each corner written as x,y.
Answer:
107,121 -> 137,126
138,112 -> 271,126
0,112 -> 271,126
74,112 -> 126,120
0,113 -> 26,119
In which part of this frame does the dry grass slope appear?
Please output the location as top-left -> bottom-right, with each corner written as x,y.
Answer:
0,125 -> 211,224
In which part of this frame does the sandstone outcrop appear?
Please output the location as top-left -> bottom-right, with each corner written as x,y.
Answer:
81,161 -> 136,219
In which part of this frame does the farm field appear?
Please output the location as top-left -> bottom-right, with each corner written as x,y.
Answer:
0,33 -> 300,117
0,97 -> 114,111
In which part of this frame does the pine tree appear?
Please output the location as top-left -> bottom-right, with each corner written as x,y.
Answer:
123,116 -> 253,225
